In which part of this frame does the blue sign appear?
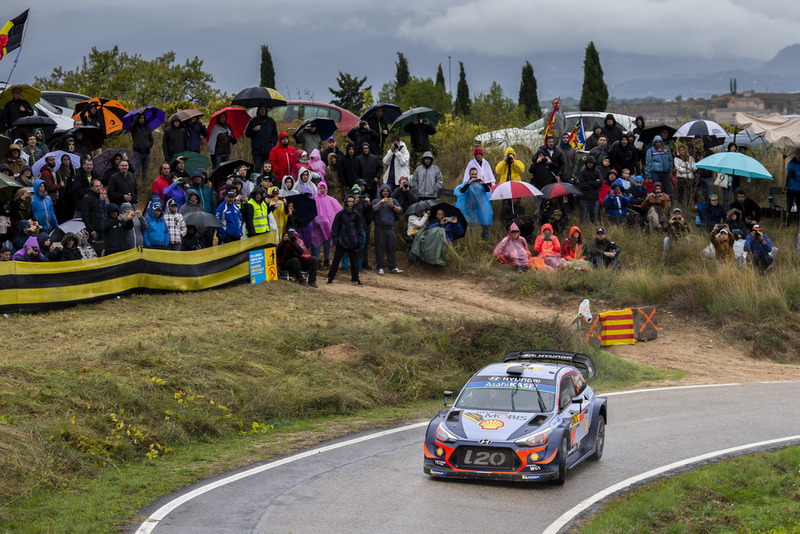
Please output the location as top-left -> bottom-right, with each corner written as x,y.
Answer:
249,249 -> 266,285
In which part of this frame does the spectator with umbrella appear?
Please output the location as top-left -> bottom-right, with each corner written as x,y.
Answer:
395,108 -> 440,168
207,108 -> 250,169
1,86 -> 34,135
294,118 -> 337,156
245,104 -> 278,173
163,115 -> 188,163
348,120 -> 380,157
184,114 -> 208,153
362,103 -> 400,151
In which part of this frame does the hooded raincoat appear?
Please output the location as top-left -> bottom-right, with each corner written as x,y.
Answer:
492,222 -> 531,267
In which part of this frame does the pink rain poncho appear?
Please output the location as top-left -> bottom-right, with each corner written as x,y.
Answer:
305,182 -> 342,248
493,222 -> 531,267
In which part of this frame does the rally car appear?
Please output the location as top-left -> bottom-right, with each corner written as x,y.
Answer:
423,350 -> 607,485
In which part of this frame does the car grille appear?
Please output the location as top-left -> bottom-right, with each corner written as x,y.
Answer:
452,446 -> 519,471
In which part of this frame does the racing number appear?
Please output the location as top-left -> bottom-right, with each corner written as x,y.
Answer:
463,450 -> 507,466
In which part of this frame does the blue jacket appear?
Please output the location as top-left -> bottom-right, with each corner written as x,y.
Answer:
143,203 -> 169,248
603,190 -> 629,217
645,136 -> 673,177
30,179 -> 58,232
787,157 -> 800,191
185,121 -> 208,153
216,201 -> 243,239
164,181 -> 188,210
744,232 -> 773,260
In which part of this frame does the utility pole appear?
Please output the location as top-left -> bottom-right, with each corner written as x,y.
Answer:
448,55 -> 452,94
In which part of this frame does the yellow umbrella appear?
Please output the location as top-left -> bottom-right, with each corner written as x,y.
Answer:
0,84 -> 41,107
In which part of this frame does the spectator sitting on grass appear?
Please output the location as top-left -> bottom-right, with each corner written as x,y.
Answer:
744,223 -> 773,273
641,182 -> 671,233
493,222 -> 531,271
589,227 -> 620,269
709,224 -> 735,264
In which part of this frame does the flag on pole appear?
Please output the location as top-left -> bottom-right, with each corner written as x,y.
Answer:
0,9 -> 29,62
543,97 -> 560,139
568,120 -> 586,150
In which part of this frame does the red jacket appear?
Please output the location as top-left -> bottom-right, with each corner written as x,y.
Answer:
151,174 -> 171,202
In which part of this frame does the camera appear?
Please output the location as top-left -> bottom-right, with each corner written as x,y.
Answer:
393,143 -> 399,150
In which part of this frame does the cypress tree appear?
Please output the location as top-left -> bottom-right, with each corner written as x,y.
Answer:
453,62 -> 470,116
579,41 -> 608,111
260,45 -> 275,88
395,52 -> 410,89
518,61 -> 541,120
435,64 -> 445,88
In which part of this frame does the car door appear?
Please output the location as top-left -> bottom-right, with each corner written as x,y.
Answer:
558,371 -> 590,451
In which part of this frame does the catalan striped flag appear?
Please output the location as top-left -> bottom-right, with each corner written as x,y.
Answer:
568,120 -> 585,150
599,308 -> 636,346
0,9 -> 28,61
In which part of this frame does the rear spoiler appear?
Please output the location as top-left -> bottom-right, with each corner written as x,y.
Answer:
503,350 -> 596,379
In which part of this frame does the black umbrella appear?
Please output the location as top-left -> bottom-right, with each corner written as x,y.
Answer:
183,210 -> 223,229
0,173 -> 22,204
404,198 -> 438,217
0,135 -> 11,159
207,159 -> 253,189
231,86 -> 287,109
93,148 -> 133,177
428,202 -> 469,239
284,193 -> 317,228
637,123 -> 677,145
539,182 -> 582,199
13,116 -> 57,130
64,126 -> 105,152
360,103 -> 402,124
292,118 -> 337,144
511,214 -> 536,240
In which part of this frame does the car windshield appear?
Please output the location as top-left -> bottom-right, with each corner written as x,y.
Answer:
36,99 -> 62,114
455,376 -> 556,413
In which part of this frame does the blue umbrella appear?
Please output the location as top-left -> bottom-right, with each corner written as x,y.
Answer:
360,102 -> 401,124
292,117 -> 337,144
696,152 -> 772,180
122,105 -> 166,132
31,151 -> 81,177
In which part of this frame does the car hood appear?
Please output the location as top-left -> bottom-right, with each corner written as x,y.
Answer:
457,410 -> 540,441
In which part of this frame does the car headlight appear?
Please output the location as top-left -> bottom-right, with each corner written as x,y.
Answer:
514,426 -> 553,448
435,422 -> 459,443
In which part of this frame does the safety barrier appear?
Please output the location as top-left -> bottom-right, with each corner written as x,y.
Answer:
0,235 -> 275,313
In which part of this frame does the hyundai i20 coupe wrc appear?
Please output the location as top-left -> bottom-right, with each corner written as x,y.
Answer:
423,350 -> 607,485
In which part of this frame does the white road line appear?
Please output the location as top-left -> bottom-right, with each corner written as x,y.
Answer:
135,381 -> 800,533
542,434 -> 800,534
134,422 -> 428,534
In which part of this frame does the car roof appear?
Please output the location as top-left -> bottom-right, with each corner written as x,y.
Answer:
473,361 -> 565,381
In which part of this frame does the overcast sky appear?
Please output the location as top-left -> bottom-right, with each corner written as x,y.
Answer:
3,0 -> 798,102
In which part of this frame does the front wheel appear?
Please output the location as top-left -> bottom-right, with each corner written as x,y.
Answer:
551,434 -> 569,486
590,415 -> 605,461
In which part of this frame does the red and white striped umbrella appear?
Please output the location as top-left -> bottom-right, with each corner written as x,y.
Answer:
490,180 -> 542,200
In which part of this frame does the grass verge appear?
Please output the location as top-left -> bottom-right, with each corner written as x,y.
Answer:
574,446 -> 800,534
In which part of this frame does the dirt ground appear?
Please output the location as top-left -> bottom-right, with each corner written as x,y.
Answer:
319,261 -> 800,386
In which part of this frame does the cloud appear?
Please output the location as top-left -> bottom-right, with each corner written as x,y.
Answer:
395,0 -> 798,60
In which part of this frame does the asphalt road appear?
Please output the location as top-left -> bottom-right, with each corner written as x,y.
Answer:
136,382 -> 800,534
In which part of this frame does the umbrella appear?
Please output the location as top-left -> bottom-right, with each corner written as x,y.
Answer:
637,123 -> 677,145
205,107 -> 250,140
0,84 -> 41,107
696,152 -> 772,180
50,218 -> 86,242
0,173 -> 22,204
93,148 -> 133,177
12,116 -> 57,130
122,105 -> 166,132
183,210 -> 223,229
283,193 -> 317,228
674,120 -> 727,140
292,118 -> 337,145
170,151 -> 210,173
360,103 -> 402,124
0,135 -> 11,159
539,182 -> 582,199
175,109 -> 204,122
31,151 -> 81,177
65,125 -> 105,152
207,159 -> 252,188
71,98 -> 129,135
428,202 -> 469,239
231,87 -> 287,109
490,181 -> 542,200
390,107 -> 444,135
404,198 -> 438,216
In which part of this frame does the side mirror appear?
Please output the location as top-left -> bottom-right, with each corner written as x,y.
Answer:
444,391 -> 453,407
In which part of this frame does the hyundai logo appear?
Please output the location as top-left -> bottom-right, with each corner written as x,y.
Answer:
479,439 -> 492,445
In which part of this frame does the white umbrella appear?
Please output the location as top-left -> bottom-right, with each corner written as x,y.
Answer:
674,120 -> 727,139
489,181 -> 542,200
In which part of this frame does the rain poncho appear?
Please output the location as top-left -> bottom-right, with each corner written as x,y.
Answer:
456,164 -> 494,227
308,149 -> 327,181
533,223 -> 562,267
280,175 -> 299,198
408,225 -> 448,266
296,167 -> 318,196
493,223 -> 531,267
306,182 -> 342,248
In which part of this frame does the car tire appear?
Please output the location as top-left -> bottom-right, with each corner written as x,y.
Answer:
551,434 -> 569,486
589,415 -> 605,461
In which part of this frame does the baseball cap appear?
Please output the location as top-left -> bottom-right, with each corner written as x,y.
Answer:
752,223 -> 763,231
596,228 -> 606,234
634,175 -> 644,183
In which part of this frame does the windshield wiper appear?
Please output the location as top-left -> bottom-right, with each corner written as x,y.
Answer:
533,383 -> 547,413
510,382 -> 519,411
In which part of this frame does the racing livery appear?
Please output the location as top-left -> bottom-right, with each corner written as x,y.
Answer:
423,350 -> 607,484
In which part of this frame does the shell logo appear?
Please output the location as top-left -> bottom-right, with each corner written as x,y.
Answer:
478,419 -> 505,430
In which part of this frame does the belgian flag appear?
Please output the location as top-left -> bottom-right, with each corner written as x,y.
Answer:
0,9 -> 29,61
